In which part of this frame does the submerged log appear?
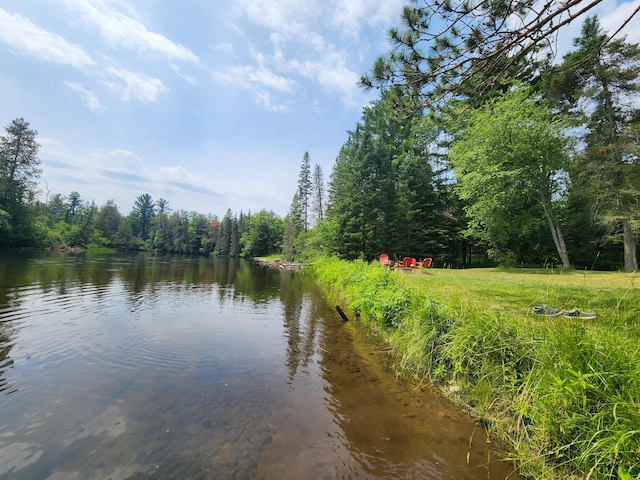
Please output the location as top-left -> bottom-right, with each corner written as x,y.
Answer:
335,305 -> 349,322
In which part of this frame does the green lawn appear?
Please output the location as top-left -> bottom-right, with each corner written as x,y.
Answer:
405,267 -> 638,329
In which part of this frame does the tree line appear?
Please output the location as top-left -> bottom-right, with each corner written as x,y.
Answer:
0,122 -> 287,257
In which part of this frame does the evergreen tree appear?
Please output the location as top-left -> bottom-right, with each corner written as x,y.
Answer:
215,209 -> 237,256
131,193 -> 155,241
327,110 -> 400,260
545,17 -> 639,271
361,1 -> 637,110
311,163 -> 325,225
297,152 -> 312,231
230,216 -> 240,257
0,118 -> 40,244
156,198 -> 170,215
65,191 -> 82,224
47,193 -> 68,225
282,192 -> 304,261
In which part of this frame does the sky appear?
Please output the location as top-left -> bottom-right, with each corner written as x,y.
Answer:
1,0 -> 638,218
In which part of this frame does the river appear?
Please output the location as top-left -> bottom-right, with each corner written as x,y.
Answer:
0,251 -> 521,479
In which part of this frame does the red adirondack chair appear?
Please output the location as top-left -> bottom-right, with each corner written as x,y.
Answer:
419,258 -> 433,268
379,253 -> 393,267
402,257 -> 417,268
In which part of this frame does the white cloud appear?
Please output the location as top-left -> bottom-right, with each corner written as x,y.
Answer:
330,0 -> 406,36
549,0 -> 640,61
65,82 -> 105,112
214,64 -> 295,92
60,0 -> 199,63
600,0 -> 640,43
211,42 -> 234,52
287,54 -> 360,106
234,0 -> 320,32
0,8 -> 94,70
105,67 -> 168,102
254,91 -> 290,112
226,0 -> 374,108
170,64 -> 197,85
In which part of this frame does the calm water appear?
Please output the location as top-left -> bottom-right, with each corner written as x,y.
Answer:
0,251 -> 520,479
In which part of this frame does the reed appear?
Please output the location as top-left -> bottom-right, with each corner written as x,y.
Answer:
308,259 -> 640,479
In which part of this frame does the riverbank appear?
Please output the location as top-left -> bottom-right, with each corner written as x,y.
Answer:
253,257 -> 312,270
306,258 -> 640,480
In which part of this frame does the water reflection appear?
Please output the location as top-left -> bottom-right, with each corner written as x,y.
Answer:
0,251 -> 520,479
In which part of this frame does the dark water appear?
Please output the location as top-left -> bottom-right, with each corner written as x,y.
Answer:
0,251 -> 521,479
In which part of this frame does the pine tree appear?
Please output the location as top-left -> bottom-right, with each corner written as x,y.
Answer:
297,152 -> 312,231
546,16 -> 640,271
0,118 -> 41,243
282,192 -> 304,261
311,164 -> 325,225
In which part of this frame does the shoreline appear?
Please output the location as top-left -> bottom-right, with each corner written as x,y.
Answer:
253,257 -> 312,271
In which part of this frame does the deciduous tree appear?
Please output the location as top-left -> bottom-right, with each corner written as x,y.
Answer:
449,87 -> 572,268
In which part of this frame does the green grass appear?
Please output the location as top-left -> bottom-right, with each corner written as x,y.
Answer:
308,259 -> 640,480
254,253 -> 283,261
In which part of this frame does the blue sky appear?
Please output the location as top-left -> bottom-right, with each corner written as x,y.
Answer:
1,1 -> 638,217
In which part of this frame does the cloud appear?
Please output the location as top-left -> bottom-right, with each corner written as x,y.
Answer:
254,91 -> 290,112
228,0 -> 390,108
170,64 -> 197,85
60,0 -> 199,63
212,54 -> 296,111
65,82 -> 105,112
287,49 -> 360,105
600,1 -> 640,43
211,42 -> 234,52
330,0 -> 406,36
0,8 -> 94,69
234,0 -> 321,32
105,67 -> 168,102
213,64 -> 294,91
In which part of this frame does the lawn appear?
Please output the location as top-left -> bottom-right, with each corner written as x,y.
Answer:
406,267 -> 639,331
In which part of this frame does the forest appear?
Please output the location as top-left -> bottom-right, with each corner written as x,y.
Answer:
1,8 -> 638,272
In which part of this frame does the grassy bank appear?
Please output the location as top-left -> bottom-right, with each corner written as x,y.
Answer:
307,258 -> 640,479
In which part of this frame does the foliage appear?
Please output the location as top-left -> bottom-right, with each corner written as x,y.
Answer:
282,192 -> 304,261
298,151 -> 312,231
311,163 -> 325,224
361,1 -> 637,110
544,16 -> 640,272
449,86 -> 573,268
0,118 -> 41,245
283,155 -> 328,262
327,93 -> 405,260
131,193 -> 155,241
240,209 -> 284,257
309,258 -> 640,479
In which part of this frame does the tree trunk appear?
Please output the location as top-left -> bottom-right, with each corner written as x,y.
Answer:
622,217 -> 638,272
540,191 -> 571,269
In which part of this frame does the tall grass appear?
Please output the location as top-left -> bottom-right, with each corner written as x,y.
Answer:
308,258 -> 640,479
